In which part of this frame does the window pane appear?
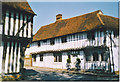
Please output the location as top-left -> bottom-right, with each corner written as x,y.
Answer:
62,36 -> 67,43
93,53 -> 99,61
38,42 -> 40,47
54,56 -> 57,62
59,56 -> 62,62
50,39 -> 55,45
40,54 -> 43,61
32,55 -> 36,62
86,55 -> 91,61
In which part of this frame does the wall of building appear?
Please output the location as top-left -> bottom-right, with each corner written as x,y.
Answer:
2,9 -> 33,38
26,30 -> 119,72
32,51 -> 85,69
0,8 -> 34,75
1,41 -> 21,74
28,30 -> 117,54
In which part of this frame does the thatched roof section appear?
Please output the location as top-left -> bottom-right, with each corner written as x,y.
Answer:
33,10 -> 118,42
2,0 -> 35,15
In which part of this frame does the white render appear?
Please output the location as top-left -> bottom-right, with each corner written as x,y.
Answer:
0,42 -> 4,73
25,30 -> 119,72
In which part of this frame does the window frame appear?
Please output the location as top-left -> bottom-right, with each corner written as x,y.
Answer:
39,54 -> 43,61
93,53 -> 99,61
61,36 -> 67,43
32,55 -> 36,62
38,41 -> 40,47
50,38 -> 55,45
54,53 -> 62,62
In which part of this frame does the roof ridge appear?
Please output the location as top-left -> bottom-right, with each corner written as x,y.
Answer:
39,10 -> 102,29
63,10 -> 102,21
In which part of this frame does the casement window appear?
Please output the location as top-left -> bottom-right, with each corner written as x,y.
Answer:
38,41 -> 40,47
61,36 -> 67,43
54,53 -> 62,62
40,54 -> 43,61
93,53 -> 99,61
50,39 -> 55,45
42,40 -> 47,45
32,55 -> 36,62
54,55 -> 62,62
87,32 -> 95,40
43,40 -> 47,43
101,53 -> 107,61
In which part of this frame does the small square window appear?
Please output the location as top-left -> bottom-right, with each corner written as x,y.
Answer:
40,54 -> 43,61
61,36 -> 67,43
32,55 -> 36,62
93,53 -> 99,61
86,55 -> 91,61
38,42 -> 40,47
54,53 -> 62,62
50,39 -> 55,45
43,40 -> 47,43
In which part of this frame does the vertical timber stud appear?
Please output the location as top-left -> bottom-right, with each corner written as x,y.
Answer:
5,42 -> 10,74
13,42 -> 17,72
15,42 -> 19,72
18,13 -> 20,37
0,0 -> 2,76
8,11 -> 11,35
7,41 -> 12,73
22,15 -> 24,37
109,33 -> 115,73
2,9 -> 5,35
13,12 -> 16,36
2,41 -> 7,74
12,42 -> 15,72
9,42 -> 14,73
31,17 -> 33,37
17,43 -> 21,72
26,15 -> 28,37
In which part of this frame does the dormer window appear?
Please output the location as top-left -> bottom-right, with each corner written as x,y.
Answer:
61,36 -> 67,43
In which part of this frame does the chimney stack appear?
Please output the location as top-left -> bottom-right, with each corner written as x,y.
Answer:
56,14 -> 62,21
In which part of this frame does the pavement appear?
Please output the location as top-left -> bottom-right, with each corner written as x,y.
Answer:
22,66 -> 119,81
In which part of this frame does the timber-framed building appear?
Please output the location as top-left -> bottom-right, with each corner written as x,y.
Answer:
25,10 -> 119,74
0,1 -> 35,80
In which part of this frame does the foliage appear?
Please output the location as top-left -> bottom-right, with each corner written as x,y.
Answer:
67,58 -> 71,63
76,58 -> 81,64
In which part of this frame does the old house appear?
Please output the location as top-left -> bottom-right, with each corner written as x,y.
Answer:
25,10 -> 119,74
0,1 -> 35,80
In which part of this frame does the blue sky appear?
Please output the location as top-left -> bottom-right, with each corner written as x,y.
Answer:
28,2 -> 119,34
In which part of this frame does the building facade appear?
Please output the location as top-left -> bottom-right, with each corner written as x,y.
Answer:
25,10 -> 119,74
0,1 -> 35,80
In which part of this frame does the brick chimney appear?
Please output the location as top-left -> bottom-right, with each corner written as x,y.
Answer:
56,14 -> 62,21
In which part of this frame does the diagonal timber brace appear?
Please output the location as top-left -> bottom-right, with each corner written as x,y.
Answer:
15,17 -> 32,36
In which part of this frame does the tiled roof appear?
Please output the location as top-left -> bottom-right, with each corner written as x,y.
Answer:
2,0 -> 35,15
33,10 -> 118,41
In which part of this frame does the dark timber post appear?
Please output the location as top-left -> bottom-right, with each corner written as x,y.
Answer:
109,33 -> 115,73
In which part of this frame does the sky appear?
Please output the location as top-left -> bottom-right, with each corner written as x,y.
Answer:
28,2 -> 119,34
